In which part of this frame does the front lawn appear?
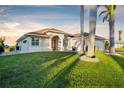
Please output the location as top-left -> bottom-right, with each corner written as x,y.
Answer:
0,51 -> 124,88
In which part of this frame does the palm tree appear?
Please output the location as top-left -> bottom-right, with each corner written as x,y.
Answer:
86,5 -> 97,57
99,5 -> 116,54
119,30 -> 122,41
80,5 -> 84,54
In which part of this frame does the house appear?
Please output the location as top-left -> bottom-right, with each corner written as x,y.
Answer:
16,28 -> 106,52
16,28 -> 72,52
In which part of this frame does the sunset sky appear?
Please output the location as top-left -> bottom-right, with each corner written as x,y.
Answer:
0,5 -> 124,45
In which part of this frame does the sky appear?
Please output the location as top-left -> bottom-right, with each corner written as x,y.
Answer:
0,5 -> 124,45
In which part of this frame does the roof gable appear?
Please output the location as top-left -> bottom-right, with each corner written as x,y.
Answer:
26,28 -> 66,36
16,28 -> 72,42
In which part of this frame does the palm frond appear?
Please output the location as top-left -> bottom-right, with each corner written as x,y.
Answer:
103,14 -> 109,22
105,5 -> 110,11
99,10 -> 108,17
105,5 -> 116,13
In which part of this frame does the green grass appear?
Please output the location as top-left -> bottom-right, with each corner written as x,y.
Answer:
0,51 -> 124,88
115,48 -> 124,52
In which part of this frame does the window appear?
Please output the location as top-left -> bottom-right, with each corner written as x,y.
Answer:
23,40 -> 27,43
31,37 -> 39,46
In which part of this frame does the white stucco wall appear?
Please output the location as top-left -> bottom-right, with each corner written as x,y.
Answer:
28,37 -> 51,52
67,38 -> 81,51
17,36 -> 51,52
66,37 -> 73,50
95,39 -> 105,51
17,37 -> 30,51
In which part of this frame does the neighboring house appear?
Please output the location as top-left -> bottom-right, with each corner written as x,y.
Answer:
71,33 -> 107,52
16,28 -> 106,52
115,41 -> 124,48
16,28 -> 72,52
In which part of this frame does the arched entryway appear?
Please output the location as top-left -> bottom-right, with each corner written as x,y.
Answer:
51,36 -> 59,51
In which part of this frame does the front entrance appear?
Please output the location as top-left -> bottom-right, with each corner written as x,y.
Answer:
51,36 -> 59,50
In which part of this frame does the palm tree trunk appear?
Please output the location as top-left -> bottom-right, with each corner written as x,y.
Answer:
119,32 -> 121,41
109,16 -> 115,53
87,5 -> 97,57
80,5 -> 84,54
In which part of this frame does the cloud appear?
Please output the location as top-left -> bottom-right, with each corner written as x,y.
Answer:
0,21 -> 50,37
0,22 -> 24,37
17,21 -> 49,32
57,23 -> 80,34
0,6 -> 10,16
4,22 -> 20,29
8,12 -> 78,21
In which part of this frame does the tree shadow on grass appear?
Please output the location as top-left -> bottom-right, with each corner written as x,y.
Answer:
33,52 -> 74,65
37,52 -> 66,59
45,54 -> 75,70
0,52 -> 75,88
110,55 -> 124,70
43,56 -> 80,88
37,54 -> 76,87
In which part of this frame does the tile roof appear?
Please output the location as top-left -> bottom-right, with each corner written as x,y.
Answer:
16,28 -> 72,42
26,28 -> 67,36
73,32 -> 107,40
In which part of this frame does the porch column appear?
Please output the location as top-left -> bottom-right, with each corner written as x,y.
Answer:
59,38 -> 64,51
49,37 -> 52,51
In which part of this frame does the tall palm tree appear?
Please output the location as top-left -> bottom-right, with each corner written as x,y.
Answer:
99,5 -> 116,54
119,30 -> 122,41
80,5 -> 84,54
87,5 -> 97,57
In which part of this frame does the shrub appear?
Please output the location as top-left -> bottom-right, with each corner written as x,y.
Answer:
0,45 -> 4,54
104,41 -> 110,50
123,45 -> 124,48
10,46 -> 16,52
